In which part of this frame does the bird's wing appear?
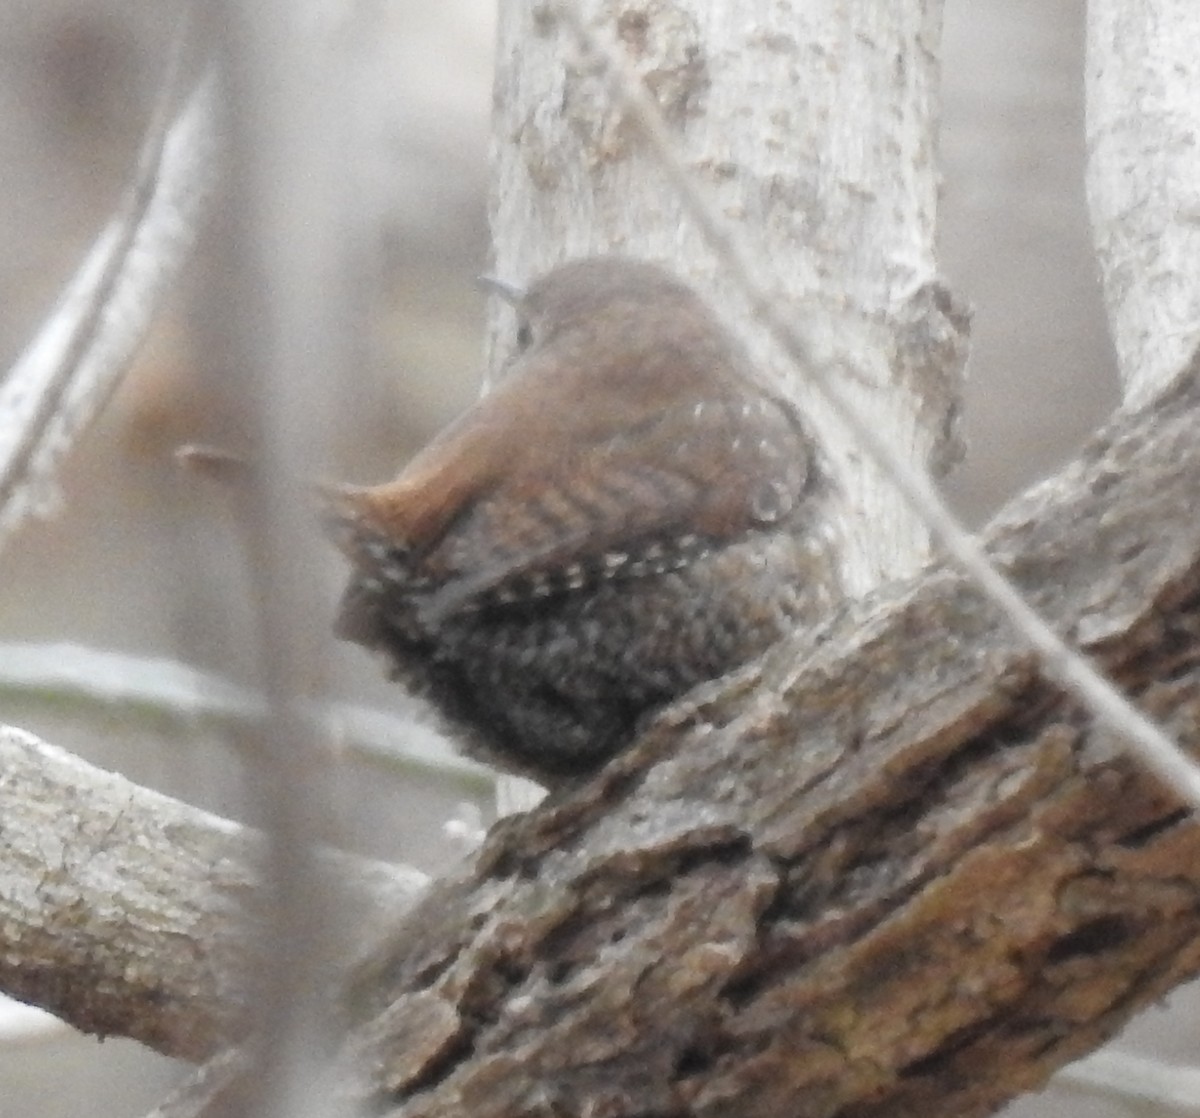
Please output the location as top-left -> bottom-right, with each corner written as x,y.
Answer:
410,387 -> 811,622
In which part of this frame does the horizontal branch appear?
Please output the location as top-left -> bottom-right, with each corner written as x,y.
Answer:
0,639 -> 491,786
0,726 -> 424,1061
339,357 -> 1200,1118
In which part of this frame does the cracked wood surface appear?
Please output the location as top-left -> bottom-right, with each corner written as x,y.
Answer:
340,360 -> 1200,1118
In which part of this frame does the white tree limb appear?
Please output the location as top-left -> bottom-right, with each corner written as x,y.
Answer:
0,724 -> 424,1060
0,69 -> 218,546
1086,0 -> 1200,406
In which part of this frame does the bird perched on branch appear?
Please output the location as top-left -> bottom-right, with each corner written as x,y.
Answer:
325,256 -> 840,786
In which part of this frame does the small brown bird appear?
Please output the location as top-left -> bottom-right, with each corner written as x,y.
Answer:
327,256 -> 840,785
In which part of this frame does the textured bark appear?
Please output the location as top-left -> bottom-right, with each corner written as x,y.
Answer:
1086,0 -> 1200,405
339,356 -> 1200,1118
0,727 -> 423,1060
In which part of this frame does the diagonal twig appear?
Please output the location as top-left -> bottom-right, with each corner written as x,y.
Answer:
0,63 -> 218,548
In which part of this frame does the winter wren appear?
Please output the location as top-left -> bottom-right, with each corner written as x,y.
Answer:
327,256 -> 840,785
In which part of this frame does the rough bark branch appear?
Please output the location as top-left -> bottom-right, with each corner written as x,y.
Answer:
0,726 -> 424,1061
337,354 -> 1200,1118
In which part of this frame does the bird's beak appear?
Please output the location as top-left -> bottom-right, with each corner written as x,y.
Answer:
476,273 -> 527,306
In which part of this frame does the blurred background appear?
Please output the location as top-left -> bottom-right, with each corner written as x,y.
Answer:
0,1 -> 1187,1115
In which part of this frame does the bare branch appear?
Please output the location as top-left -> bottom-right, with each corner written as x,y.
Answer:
0,640 -> 489,786
196,0 -> 384,1110
0,725 -> 424,1061
1086,0 -> 1200,406
0,68 -> 218,547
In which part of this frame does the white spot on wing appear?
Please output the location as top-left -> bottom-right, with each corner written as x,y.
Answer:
750,479 -> 793,524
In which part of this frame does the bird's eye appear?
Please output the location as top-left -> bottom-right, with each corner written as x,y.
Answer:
515,321 -> 534,350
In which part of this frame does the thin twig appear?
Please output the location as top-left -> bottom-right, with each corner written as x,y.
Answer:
0,65 -> 218,548
202,0 -> 367,1111
554,0 -> 1200,809
0,640 -> 490,785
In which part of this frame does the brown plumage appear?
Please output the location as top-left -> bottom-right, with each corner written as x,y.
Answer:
326,256 -> 840,785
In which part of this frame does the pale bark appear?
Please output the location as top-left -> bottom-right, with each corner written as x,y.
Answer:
0,725 -> 423,1061
0,71 -> 217,546
1085,0 -> 1200,406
